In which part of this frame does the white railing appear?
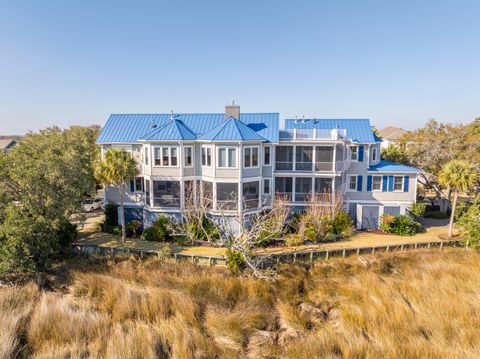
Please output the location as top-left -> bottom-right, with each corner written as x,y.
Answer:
279,128 -> 347,141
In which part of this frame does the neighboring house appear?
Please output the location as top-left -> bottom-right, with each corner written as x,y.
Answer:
97,105 -> 420,231
377,127 -> 406,149
0,138 -> 17,153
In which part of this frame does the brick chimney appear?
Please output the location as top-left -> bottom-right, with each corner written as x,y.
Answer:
225,103 -> 240,119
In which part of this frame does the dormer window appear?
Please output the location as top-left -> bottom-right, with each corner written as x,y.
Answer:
371,147 -> 378,162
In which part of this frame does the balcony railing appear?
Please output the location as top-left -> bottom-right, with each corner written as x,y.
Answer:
279,128 -> 347,141
153,196 -> 181,208
275,161 -> 293,171
296,161 -> 313,171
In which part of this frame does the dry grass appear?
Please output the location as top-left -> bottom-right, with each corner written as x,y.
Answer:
1,249 -> 480,358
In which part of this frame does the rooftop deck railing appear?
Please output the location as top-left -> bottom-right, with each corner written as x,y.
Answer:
279,128 -> 347,141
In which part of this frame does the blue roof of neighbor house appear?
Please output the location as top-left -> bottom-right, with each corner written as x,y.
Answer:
284,119 -> 375,142
140,119 -> 197,141
368,160 -> 421,173
97,113 -> 279,143
197,117 -> 266,141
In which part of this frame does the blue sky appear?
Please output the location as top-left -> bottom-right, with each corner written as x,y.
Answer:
0,0 -> 479,134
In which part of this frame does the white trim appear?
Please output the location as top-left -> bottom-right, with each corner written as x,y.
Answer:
217,146 -> 238,169
263,145 -> 272,166
184,146 -> 194,167
152,146 -> 180,168
347,174 -> 358,192
393,175 -> 404,192
243,146 -> 260,169
201,145 -> 213,167
263,178 -> 271,195
350,145 -> 359,161
371,175 -> 382,192
371,147 -> 378,163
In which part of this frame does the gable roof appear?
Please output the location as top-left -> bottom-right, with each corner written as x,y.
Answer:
197,117 -> 266,141
0,138 -> 16,150
97,113 -> 279,144
377,127 -> 406,141
284,119 -> 375,142
140,119 -> 196,141
368,160 -> 421,173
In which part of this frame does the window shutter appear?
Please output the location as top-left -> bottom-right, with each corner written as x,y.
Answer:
388,176 -> 394,192
130,180 -> 135,192
358,145 -> 364,162
367,176 -> 372,191
141,178 -> 145,192
382,175 -> 388,192
403,176 -> 409,192
357,175 -> 363,191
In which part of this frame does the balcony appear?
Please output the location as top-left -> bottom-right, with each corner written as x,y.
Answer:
279,128 -> 347,141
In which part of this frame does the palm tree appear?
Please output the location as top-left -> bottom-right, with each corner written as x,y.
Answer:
94,149 -> 138,243
439,160 -> 477,238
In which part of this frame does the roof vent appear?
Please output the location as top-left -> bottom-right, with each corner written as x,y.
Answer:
294,115 -> 300,123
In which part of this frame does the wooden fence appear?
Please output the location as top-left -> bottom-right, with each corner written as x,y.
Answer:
72,239 -> 466,268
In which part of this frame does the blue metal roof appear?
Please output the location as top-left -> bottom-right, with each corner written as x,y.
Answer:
140,119 -> 196,141
284,119 -> 375,142
197,117 -> 266,141
97,113 -> 279,143
368,160 -> 421,173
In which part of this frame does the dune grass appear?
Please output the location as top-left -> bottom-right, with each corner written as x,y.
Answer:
1,248 -> 480,358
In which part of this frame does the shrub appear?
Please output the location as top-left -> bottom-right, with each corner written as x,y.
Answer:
226,249 -> 246,273
285,233 -> 304,247
185,215 -> 220,242
379,214 -> 395,233
389,215 -> 418,236
457,198 -> 480,248
174,235 -> 188,246
142,216 -> 171,242
112,226 -> 122,236
104,202 -> 119,226
332,211 -> 354,238
126,220 -> 142,237
407,203 -> 426,219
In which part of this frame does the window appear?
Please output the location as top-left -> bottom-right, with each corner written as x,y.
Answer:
314,178 -> 332,194
394,176 -> 403,191
243,181 -> 259,209
372,176 -> 382,191
244,146 -> 259,168
351,146 -> 358,161
152,181 -> 180,207
218,147 -> 237,168
264,146 -> 271,165
216,183 -> 238,210
314,178 -> 333,202
315,146 -> 334,171
144,147 -> 149,165
275,146 -> 293,170
202,146 -> 212,167
371,147 -> 378,162
295,177 -> 312,201
134,177 -> 143,192
145,179 -> 150,206
295,146 -> 313,171
202,181 -> 213,208
184,180 -> 195,206
349,175 -> 358,190
184,147 -> 193,167
170,147 -> 177,166
154,147 -> 178,167
263,178 -> 270,194
275,177 -> 293,201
